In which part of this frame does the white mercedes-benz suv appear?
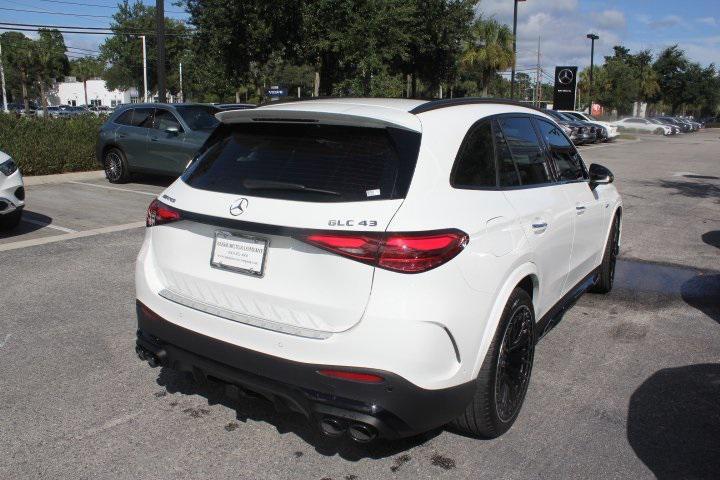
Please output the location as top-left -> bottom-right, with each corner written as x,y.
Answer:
0,152 -> 25,230
135,98 -> 622,442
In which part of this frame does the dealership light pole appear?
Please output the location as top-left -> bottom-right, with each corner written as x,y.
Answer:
510,0 -> 526,99
587,33 -> 599,114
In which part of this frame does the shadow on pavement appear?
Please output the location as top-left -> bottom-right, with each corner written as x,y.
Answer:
129,173 -> 176,188
154,367 -> 439,461
0,211 -> 55,238
654,179 -> 720,200
627,364 -> 720,480
702,230 -> 720,249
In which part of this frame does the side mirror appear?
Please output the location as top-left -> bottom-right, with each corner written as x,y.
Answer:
589,163 -> 614,188
165,125 -> 180,134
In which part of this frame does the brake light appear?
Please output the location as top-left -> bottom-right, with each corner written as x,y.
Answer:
302,230 -> 467,273
318,369 -> 385,384
146,199 -> 181,227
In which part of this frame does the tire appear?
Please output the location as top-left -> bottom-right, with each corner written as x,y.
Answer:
452,288 -> 535,438
590,214 -> 620,294
103,147 -> 130,184
0,208 -> 22,230
654,128 -> 664,135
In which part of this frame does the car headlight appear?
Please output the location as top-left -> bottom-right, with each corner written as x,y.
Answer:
0,158 -> 18,176
561,125 -> 572,135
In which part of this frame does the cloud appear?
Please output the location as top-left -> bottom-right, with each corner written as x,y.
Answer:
638,14 -> 686,29
593,10 -> 626,31
696,17 -> 717,27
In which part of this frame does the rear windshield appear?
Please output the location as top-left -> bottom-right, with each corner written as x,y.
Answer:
182,122 -> 421,202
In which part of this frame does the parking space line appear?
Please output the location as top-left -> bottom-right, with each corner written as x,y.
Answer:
0,221 -> 145,252
21,218 -> 77,233
68,181 -> 159,197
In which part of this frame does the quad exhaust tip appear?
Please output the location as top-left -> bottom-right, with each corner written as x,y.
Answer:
348,423 -> 377,443
319,417 -> 378,443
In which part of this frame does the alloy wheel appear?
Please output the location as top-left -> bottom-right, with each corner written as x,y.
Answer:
494,304 -> 534,423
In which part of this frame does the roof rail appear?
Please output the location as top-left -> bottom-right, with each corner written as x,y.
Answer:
409,97 -> 545,115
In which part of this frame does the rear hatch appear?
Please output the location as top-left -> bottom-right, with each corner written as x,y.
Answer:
148,111 -> 422,338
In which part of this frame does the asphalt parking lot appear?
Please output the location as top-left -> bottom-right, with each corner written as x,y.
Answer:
1,131 -> 719,479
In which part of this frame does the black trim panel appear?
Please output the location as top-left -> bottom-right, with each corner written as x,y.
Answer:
136,301 -> 477,439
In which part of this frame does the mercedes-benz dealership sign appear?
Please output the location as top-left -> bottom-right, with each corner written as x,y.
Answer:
553,66 -> 578,110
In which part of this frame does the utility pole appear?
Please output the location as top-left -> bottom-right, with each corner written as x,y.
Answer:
178,62 -> 183,103
141,35 -> 148,103
510,0 -> 526,99
0,39 -> 7,113
156,0 -> 166,103
587,33 -> 599,114
535,35 -> 541,107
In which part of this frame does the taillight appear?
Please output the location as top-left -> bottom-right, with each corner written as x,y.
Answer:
318,369 -> 385,384
146,199 -> 181,227
302,230 -> 467,273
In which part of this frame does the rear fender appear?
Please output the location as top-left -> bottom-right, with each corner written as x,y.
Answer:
470,261 -> 538,380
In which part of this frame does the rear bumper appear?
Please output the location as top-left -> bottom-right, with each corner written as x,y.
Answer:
136,300 -> 476,440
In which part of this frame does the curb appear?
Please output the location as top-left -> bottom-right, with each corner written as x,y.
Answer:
24,170 -> 105,186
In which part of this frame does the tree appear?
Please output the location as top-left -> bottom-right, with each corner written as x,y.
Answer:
70,57 -> 105,106
459,16 -> 513,97
401,0 -> 476,98
100,0 -> 190,99
653,45 -> 689,114
1,32 -> 36,111
34,29 -> 69,113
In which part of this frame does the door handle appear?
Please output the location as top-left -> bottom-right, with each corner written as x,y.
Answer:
575,205 -> 586,214
118,133 -> 128,138
150,137 -> 159,142
531,221 -> 548,232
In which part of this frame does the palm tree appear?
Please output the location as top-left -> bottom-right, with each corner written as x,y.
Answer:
33,29 -> 69,114
460,16 -> 514,97
71,57 -> 105,106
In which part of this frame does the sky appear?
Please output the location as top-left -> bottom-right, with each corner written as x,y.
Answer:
1,0 -> 718,76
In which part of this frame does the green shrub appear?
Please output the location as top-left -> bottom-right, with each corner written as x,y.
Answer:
0,114 -> 105,176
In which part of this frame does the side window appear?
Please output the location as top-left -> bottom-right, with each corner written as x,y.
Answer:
493,121 -> 521,187
497,117 -> 553,186
451,120 -> 496,188
154,109 -> 183,132
536,119 -> 587,181
114,109 -> 134,125
131,107 -> 154,128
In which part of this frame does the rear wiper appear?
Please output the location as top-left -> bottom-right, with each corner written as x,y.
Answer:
242,179 -> 340,196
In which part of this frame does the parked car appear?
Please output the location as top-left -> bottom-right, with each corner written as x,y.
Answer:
0,152 -> 25,230
559,111 -> 619,141
135,98 -> 622,442
96,103 -> 221,182
648,118 -> 680,134
613,117 -> 672,135
543,110 -> 594,144
656,116 -> 691,133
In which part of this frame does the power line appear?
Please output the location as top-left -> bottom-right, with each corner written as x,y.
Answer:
0,6 -> 113,18
26,0 -> 186,14
0,23 -> 193,36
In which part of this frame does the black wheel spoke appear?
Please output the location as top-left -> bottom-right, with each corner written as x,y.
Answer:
495,303 -> 534,422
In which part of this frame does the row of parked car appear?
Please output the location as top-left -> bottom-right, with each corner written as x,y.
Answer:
613,116 -> 704,135
543,110 -> 619,145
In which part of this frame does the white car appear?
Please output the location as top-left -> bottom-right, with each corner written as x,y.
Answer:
613,117 -> 672,135
559,111 -> 619,141
135,98 -> 622,442
0,152 -> 25,230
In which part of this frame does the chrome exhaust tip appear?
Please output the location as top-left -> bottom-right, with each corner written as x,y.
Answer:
348,423 -> 377,443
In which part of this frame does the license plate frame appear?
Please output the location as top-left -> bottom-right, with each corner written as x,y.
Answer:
210,230 -> 268,278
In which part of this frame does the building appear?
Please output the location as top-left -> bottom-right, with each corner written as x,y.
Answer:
48,77 -> 136,107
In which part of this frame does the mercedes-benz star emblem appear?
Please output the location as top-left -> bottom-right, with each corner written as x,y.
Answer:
558,69 -> 574,85
229,198 -> 249,216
